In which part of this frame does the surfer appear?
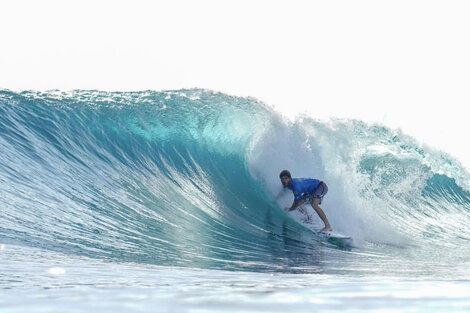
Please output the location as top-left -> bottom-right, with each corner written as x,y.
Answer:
279,170 -> 332,232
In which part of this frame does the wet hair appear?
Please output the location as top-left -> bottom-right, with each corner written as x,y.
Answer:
279,170 -> 291,179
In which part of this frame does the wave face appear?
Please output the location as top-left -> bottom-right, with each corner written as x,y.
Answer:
1,89 -> 470,272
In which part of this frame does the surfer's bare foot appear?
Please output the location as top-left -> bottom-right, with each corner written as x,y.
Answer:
320,226 -> 332,233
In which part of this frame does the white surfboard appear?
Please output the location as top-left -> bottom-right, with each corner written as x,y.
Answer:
316,230 -> 351,240
316,230 -> 353,247
283,203 -> 353,247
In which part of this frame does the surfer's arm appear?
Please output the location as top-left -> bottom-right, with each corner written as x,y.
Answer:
287,200 -> 303,211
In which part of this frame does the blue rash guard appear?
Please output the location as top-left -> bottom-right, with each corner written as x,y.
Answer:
288,178 -> 321,202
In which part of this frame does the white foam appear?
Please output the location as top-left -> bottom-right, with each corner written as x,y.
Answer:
47,267 -> 66,275
248,115 -> 414,246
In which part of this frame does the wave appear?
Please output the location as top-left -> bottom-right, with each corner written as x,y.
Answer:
1,89 -> 469,271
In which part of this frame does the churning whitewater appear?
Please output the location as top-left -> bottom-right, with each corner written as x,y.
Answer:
1,89 -> 470,275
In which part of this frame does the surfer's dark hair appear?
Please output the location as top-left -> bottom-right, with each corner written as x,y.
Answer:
279,170 -> 291,179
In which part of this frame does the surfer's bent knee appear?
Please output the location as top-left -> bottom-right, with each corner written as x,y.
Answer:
311,198 -> 322,207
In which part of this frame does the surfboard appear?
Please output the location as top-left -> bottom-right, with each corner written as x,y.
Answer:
283,204 -> 353,247
316,230 -> 353,247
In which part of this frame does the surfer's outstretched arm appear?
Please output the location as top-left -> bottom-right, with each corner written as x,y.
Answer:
286,200 -> 303,211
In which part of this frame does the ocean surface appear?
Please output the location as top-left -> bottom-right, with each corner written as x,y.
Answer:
1,89 -> 470,312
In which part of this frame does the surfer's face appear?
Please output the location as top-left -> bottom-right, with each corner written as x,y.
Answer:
280,176 -> 291,188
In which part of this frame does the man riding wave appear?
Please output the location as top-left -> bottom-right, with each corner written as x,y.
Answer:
279,170 -> 332,232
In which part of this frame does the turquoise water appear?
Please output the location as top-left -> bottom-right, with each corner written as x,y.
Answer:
1,89 -> 470,311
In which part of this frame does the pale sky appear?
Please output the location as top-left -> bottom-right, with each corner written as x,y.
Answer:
1,0 -> 469,170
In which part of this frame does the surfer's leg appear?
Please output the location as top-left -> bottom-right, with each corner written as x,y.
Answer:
311,198 -> 332,232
